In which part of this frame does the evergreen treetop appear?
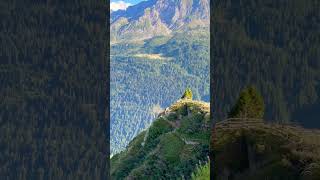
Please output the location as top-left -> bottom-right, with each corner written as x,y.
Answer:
181,88 -> 193,100
228,86 -> 265,119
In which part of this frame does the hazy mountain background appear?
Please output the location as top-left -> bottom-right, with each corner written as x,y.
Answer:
110,0 -> 210,155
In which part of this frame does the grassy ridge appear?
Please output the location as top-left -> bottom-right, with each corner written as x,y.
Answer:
213,119 -> 320,179
111,99 -> 210,179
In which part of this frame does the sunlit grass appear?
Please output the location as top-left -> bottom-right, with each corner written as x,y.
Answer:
133,53 -> 171,60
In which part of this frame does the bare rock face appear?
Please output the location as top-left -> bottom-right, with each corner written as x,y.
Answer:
110,0 -> 209,42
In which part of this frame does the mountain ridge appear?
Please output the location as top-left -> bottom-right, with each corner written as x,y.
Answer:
111,99 -> 210,179
213,118 -> 320,179
110,0 -> 209,42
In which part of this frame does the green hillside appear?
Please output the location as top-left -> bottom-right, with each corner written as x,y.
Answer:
111,99 -> 210,179
111,30 -> 210,155
213,118 -> 320,179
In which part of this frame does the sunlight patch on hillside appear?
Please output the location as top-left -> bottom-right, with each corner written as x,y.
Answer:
133,53 -> 172,60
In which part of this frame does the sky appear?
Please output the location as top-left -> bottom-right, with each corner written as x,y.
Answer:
110,0 -> 144,11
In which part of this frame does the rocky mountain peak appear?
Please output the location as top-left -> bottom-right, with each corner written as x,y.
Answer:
111,0 -> 209,42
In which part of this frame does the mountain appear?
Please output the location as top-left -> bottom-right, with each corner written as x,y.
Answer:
111,99 -> 210,179
110,0 -> 209,42
110,0 -> 210,155
212,118 -> 320,179
110,32 -> 210,154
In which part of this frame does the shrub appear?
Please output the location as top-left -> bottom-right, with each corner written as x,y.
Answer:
181,88 -> 193,100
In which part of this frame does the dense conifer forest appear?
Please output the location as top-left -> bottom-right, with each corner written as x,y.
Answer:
0,0 -> 109,179
111,30 -> 210,154
211,0 -> 320,127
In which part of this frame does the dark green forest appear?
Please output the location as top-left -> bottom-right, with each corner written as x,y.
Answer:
0,0 -> 108,179
211,0 -> 320,127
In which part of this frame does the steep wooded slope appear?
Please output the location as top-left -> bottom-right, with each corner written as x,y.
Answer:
111,99 -> 210,179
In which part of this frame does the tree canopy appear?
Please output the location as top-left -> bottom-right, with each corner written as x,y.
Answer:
181,88 -> 193,100
228,86 -> 265,119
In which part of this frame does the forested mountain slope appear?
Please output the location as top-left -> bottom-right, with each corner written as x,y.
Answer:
0,0 -> 108,179
111,99 -> 210,179
211,0 -> 320,126
111,0 -> 210,155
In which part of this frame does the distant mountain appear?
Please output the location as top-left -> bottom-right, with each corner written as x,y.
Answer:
110,0 -> 209,42
111,99 -> 210,179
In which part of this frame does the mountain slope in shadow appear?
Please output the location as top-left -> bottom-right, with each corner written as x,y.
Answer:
212,118 -> 320,180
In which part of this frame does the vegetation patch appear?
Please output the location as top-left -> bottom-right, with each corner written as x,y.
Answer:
159,133 -> 185,164
214,120 -> 320,179
133,53 -> 171,60
146,118 -> 174,144
111,99 -> 210,179
191,162 -> 210,180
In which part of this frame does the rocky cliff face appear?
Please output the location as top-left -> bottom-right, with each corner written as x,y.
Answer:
110,0 -> 209,42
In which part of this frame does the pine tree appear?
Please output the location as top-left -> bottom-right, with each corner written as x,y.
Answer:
181,88 -> 193,100
228,86 -> 265,119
